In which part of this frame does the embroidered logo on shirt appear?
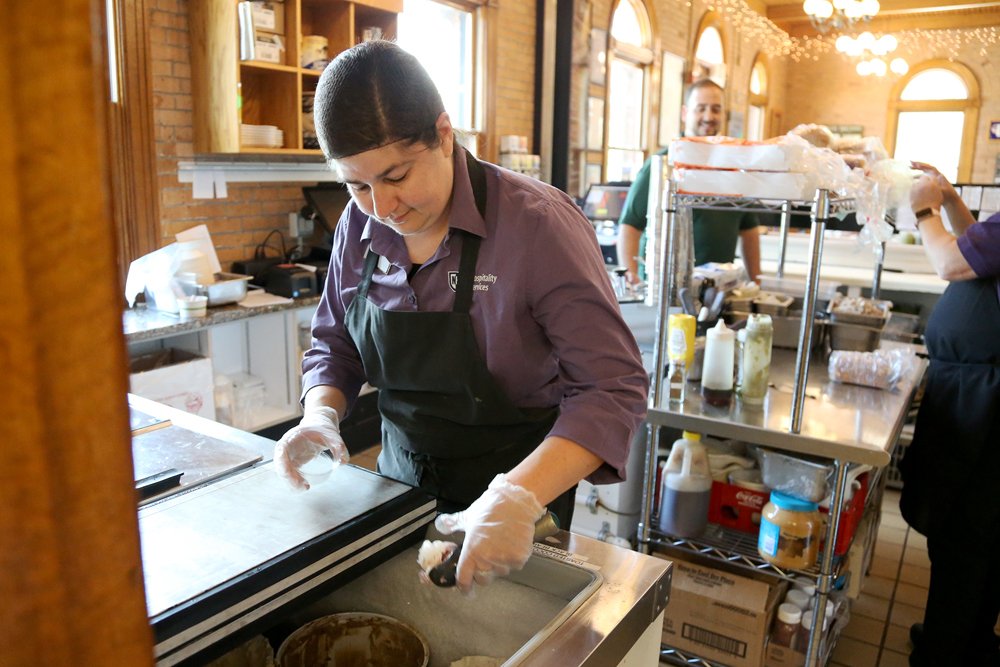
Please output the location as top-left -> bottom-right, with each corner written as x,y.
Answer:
447,272 -> 498,292
474,274 -> 497,291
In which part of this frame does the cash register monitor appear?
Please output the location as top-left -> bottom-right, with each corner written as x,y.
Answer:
582,184 -> 630,222
582,184 -> 630,265
302,184 -> 351,249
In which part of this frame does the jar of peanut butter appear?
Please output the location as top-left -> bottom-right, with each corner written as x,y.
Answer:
757,491 -> 823,569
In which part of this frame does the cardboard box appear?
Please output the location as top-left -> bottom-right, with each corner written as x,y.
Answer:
129,349 -> 216,420
250,1 -> 284,34
655,552 -> 786,667
765,642 -> 806,667
252,32 -> 285,64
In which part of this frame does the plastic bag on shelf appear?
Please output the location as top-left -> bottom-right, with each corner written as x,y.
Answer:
827,348 -> 917,390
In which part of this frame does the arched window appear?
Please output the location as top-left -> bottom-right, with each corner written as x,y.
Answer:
747,57 -> 768,140
887,60 -> 980,183
604,0 -> 654,182
692,15 -> 726,88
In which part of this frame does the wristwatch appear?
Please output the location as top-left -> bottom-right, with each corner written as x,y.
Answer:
913,207 -> 940,222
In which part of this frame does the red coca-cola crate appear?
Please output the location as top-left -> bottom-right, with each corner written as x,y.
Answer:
708,480 -> 769,533
708,473 -> 869,557
820,472 -> 868,557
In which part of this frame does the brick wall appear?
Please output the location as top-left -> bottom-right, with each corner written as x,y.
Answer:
148,0 -> 315,269
781,38 -> 999,183
495,0 -> 537,144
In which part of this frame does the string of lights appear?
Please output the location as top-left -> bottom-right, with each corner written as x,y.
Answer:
700,0 -> 1000,63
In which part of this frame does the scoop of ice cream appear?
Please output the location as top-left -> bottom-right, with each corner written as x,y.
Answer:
417,540 -> 458,573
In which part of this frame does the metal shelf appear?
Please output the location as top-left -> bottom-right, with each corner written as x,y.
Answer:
674,193 -> 856,217
638,164 -> 921,667
648,525 -> 826,580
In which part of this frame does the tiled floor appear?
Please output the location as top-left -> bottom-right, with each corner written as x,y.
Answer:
828,487 -> 926,667
348,447 -> 929,666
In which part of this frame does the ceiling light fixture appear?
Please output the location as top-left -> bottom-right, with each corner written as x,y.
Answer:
802,0 -> 880,34
835,31 -> 908,76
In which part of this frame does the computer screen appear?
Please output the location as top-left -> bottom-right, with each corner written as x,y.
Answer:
582,184 -> 630,222
302,184 -> 350,234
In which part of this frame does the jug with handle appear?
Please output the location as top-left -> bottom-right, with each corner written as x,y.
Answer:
658,431 -> 713,537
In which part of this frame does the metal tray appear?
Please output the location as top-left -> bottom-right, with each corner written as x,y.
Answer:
179,272 -> 252,306
754,446 -> 834,503
828,321 -> 882,352
827,295 -> 891,328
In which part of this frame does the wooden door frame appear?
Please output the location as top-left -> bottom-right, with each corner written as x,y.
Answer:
1,1 -> 154,664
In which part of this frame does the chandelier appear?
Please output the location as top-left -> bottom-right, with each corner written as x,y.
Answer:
834,31 -> 909,77
802,0 -> 880,33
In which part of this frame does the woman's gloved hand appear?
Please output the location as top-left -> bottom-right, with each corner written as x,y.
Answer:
273,406 -> 349,491
434,474 -> 545,593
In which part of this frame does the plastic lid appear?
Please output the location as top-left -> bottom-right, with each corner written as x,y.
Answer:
706,318 -> 734,340
777,603 -> 802,625
681,431 -> 701,441
785,588 -> 810,610
770,490 -> 820,512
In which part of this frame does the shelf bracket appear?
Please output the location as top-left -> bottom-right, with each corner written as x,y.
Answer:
177,160 -> 339,199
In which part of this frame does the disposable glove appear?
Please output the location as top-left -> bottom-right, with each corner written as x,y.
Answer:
435,473 -> 545,592
273,406 -> 348,491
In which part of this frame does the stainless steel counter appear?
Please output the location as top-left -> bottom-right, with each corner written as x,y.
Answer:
134,394 -> 671,666
645,343 -> 926,466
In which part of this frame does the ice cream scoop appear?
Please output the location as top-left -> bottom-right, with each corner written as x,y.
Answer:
420,511 -> 560,588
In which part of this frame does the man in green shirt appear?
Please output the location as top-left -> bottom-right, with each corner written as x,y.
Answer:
617,79 -> 762,284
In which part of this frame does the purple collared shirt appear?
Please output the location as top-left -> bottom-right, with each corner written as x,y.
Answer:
957,212 -> 1000,301
302,147 -> 649,482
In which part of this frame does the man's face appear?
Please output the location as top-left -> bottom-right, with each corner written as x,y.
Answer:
682,86 -> 724,137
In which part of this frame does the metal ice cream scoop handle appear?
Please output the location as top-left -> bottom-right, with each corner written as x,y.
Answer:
428,511 -> 560,588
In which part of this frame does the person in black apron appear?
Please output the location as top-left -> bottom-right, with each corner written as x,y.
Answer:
274,41 -> 648,593
900,165 -> 1000,667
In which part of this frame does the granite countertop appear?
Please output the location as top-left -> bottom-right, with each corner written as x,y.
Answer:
124,294 -> 322,343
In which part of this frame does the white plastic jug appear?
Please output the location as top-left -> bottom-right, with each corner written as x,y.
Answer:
658,431 -> 713,537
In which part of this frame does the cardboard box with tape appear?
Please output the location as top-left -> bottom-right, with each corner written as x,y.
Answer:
654,551 -> 787,667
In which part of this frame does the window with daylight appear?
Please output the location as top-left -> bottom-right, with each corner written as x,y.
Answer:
747,57 -> 768,140
398,0 -> 482,153
604,0 -> 654,182
888,61 -> 980,183
692,20 -> 726,88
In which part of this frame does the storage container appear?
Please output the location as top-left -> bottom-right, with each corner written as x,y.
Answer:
758,491 -> 823,569
827,322 -> 882,352
229,372 -> 267,431
179,272 -> 253,306
755,447 -> 833,503
753,292 -> 795,317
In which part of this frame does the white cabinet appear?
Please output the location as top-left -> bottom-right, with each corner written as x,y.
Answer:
126,302 -> 319,433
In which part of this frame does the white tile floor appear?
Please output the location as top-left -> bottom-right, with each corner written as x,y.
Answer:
828,487 -> 927,667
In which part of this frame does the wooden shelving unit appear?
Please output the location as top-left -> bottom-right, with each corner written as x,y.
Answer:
190,0 -> 401,155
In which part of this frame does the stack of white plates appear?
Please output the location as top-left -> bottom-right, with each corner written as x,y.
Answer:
240,124 -> 284,148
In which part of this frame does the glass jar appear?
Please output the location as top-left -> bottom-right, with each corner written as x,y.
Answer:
757,491 -> 823,569
736,313 -> 773,405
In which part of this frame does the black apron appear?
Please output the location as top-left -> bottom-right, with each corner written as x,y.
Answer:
344,152 -> 575,524
899,276 -> 1000,540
